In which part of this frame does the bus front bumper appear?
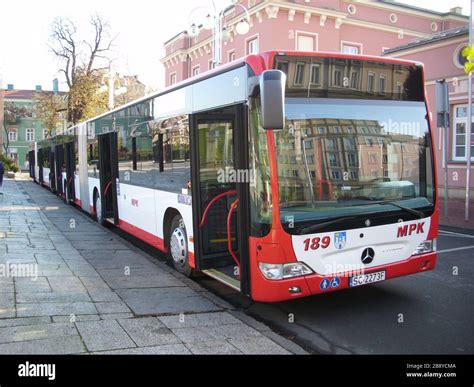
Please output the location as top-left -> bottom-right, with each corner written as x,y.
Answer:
250,252 -> 437,303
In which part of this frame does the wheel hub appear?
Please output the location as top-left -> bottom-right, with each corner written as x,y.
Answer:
170,227 -> 187,267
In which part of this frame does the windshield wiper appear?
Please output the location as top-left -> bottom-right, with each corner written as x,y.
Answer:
297,216 -> 357,235
378,201 -> 425,219
345,197 -> 425,219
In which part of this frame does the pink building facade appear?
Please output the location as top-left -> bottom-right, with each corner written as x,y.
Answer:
386,26 -> 472,199
161,0 -> 470,199
161,0 -> 466,87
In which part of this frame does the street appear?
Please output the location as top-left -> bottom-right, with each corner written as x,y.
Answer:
198,229 -> 474,355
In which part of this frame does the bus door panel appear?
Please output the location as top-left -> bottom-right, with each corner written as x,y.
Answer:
38,149 -> 44,184
28,150 -> 35,180
54,144 -> 65,196
98,132 -> 119,225
64,142 -> 76,201
49,148 -> 56,192
191,104 -> 250,295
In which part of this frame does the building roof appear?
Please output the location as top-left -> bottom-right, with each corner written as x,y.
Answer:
383,25 -> 468,54
377,0 -> 468,18
4,89 -> 67,100
163,0 -> 468,46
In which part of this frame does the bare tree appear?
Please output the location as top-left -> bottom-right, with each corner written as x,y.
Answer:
50,15 -> 116,124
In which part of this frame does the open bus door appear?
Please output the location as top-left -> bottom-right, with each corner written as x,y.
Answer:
49,148 -> 56,192
38,149 -> 44,184
54,144 -> 65,197
28,150 -> 35,180
64,142 -> 76,203
191,104 -> 250,296
97,132 -> 119,225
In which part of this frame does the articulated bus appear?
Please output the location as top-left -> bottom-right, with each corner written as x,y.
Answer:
31,51 -> 438,302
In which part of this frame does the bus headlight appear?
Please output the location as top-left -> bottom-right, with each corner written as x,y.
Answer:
412,239 -> 437,256
259,262 -> 313,280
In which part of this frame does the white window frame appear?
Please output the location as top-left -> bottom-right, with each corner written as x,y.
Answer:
453,104 -> 474,161
8,129 -> 17,142
295,31 -> 319,52
246,34 -> 259,55
192,65 -> 200,77
170,72 -> 177,85
341,41 -> 363,55
43,129 -> 50,140
25,128 -> 35,142
228,50 -> 236,63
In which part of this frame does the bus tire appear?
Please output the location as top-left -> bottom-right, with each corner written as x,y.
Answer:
168,215 -> 193,277
94,192 -> 104,226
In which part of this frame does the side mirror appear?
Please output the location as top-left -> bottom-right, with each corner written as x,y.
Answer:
259,70 -> 286,130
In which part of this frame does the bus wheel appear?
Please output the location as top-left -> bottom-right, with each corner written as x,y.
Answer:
168,215 -> 193,277
95,193 -> 104,225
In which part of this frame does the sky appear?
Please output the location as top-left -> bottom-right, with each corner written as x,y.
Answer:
0,0 -> 470,92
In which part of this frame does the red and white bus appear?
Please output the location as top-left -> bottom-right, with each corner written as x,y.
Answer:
31,51 -> 438,302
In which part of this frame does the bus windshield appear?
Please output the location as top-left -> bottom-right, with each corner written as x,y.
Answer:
274,98 -> 435,234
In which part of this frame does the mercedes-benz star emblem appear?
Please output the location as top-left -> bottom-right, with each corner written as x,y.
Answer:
361,248 -> 375,265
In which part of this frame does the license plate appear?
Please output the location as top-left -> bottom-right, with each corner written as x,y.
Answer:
349,271 -> 386,288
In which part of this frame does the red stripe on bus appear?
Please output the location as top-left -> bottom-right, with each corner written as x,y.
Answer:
117,219 -> 166,252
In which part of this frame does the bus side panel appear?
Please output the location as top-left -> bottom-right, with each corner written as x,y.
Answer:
42,168 -> 51,187
77,123 -> 91,213
154,189 -> 194,255
117,183 -> 158,241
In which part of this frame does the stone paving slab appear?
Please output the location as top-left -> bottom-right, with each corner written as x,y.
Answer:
76,320 -> 136,352
116,288 -> 222,315
0,179 -> 306,355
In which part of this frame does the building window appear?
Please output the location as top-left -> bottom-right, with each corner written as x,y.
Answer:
8,130 -> 17,142
379,75 -> 386,95
43,129 -> 50,140
170,73 -> 177,85
192,66 -> 200,77
389,13 -> 398,23
208,60 -> 215,70
329,153 -> 339,167
246,36 -> 259,55
228,50 -> 236,62
294,62 -> 305,85
347,4 -> 357,15
454,44 -> 469,69
310,64 -> 321,85
368,72 -> 375,93
348,153 -> 358,167
334,67 -> 344,87
368,153 -> 377,164
26,128 -> 35,142
341,43 -> 361,55
453,105 -> 474,161
350,69 -> 360,89
297,33 -> 317,52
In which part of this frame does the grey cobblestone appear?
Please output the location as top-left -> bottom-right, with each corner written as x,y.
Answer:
0,179 -> 304,354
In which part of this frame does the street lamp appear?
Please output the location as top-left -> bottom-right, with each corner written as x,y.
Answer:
186,1 -> 251,67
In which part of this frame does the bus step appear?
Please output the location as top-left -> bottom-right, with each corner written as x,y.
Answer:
202,268 -> 240,292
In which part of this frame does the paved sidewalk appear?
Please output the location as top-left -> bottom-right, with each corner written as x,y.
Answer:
0,179 -> 305,355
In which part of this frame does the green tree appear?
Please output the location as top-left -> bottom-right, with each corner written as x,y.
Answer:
34,92 -> 66,138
